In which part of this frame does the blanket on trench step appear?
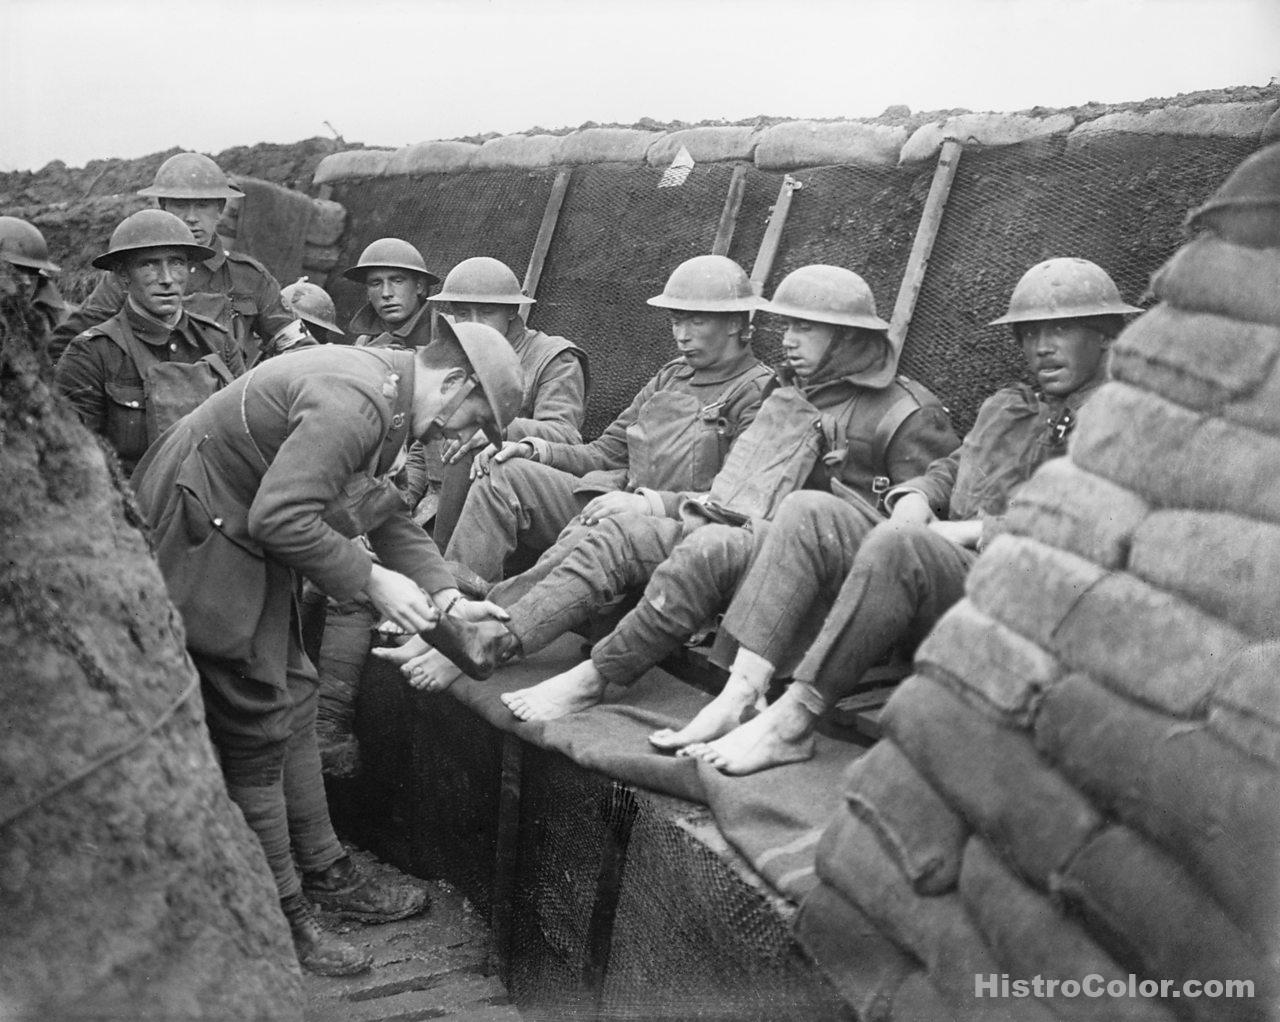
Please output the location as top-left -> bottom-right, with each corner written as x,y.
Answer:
445,633 -> 867,904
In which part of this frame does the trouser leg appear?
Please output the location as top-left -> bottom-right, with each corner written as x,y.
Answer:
719,491 -> 880,670
489,518 -> 595,606
429,451 -> 477,554
590,523 -> 756,686
316,594 -> 376,733
794,520 -> 977,706
282,638 -> 345,873
501,514 -> 685,654
444,458 -> 582,582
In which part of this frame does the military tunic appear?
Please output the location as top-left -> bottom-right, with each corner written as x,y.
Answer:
49,242 -> 294,364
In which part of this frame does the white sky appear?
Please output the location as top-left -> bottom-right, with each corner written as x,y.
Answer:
2,0 -> 1277,171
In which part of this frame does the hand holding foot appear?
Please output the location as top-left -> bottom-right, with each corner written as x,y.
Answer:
682,684 -> 819,775
501,660 -> 608,721
401,647 -> 464,693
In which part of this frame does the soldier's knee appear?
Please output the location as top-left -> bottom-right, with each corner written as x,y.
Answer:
774,489 -> 846,531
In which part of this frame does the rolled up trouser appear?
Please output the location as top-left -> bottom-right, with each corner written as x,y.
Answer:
503,513 -> 685,654
316,593 -> 378,733
795,519 -> 976,705
719,490 -> 881,674
196,629 -> 344,900
590,521 -> 757,686
444,457 -> 583,582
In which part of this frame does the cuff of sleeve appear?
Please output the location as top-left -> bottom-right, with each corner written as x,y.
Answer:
635,488 -> 665,516
884,485 -> 927,513
525,437 -> 550,463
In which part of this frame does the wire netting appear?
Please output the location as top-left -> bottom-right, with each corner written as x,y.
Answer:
328,130 -> 1259,438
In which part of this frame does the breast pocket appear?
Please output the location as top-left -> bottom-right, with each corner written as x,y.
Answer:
104,380 -> 149,464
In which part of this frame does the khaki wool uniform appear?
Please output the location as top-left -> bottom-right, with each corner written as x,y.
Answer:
50,242 -> 294,364
132,345 -> 452,901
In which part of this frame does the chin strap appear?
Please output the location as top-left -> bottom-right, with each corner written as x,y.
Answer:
430,375 -> 479,433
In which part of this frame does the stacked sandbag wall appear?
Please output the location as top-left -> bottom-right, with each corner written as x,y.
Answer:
0,302 -> 301,1017
315,94 -> 1276,434
795,151 -> 1280,1020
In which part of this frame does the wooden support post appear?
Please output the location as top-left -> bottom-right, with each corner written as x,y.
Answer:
749,174 -> 801,302
711,164 -> 749,256
487,733 -> 523,984
523,169 -> 572,301
887,139 -> 963,352
584,782 -> 639,1009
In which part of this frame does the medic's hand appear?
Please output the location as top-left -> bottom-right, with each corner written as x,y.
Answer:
366,564 -> 440,633
889,490 -> 935,526
488,440 -> 535,468
469,442 -> 503,480
442,428 -> 489,466
927,518 -> 983,549
579,490 -> 650,525
449,598 -> 511,623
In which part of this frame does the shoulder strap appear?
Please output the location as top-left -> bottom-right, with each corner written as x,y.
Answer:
702,361 -> 771,418
101,315 -> 161,380
870,376 -> 944,477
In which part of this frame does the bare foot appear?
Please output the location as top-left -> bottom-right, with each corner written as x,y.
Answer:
501,660 -> 608,721
370,634 -> 430,665
401,647 -> 465,693
682,685 -> 819,775
649,673 -> 768,752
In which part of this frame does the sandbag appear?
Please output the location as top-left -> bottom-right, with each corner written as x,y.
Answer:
1035,673 -> 1280,947
794,883 -> 916,1022
1209,642 -> 1280,765
384,140 -> 479,176
304,199 -> 346,247
914,599 -> 1062,726
645,127 -> 759,166
959,837 -> 1176,1022
470,133 -> 565,169
755,120 -> 907,170
1109,304 -> 1280,436
813,809 -> 1006,1008
881,674 -> 1101,888
1070,381 -> 1280,526
842,738 -> 969,895
1067,100 -> 1280,145
1127,510 -> 1280,640
301,243 -> 340,272
311,148 -> 395,184
1003,458 -> 1149,570
557,128 -> 662,165
899,112 -> 1074,164
1057,825 -> 1276,1022
1151,235 -> 1280,328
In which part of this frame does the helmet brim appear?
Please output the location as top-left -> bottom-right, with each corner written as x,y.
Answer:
645,295 -> 757,312
428,290 -> 530,305
138,182 -> 244,200
1,252 -> 61,274
988,302 -> 1143,326
298,311 -> 345,335
341,262 -> 442,287
755,296 -> 889,331
91,241 -> 216,271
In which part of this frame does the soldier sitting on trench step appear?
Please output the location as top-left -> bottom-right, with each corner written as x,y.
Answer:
666,257 -> 1141,774
376,264 -> 961,713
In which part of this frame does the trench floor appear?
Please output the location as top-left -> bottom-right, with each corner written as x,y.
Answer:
303,848 -> 521,1022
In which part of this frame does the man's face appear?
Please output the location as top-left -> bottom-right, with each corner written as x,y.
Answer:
0,261 -> 41,306
669,310 -> 744,371
780,317 -> 839,379
365,269 -> 423,326
118,246 -> 190,319
448,302 -> 517,336
1019,318 -> 1111,398
158,198 -> 224,249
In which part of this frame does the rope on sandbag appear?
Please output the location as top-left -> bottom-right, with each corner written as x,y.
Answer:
0,672 -> 201,832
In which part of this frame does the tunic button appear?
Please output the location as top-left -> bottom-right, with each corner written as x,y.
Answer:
213,517 -> 224,528
170,343 -> 178,351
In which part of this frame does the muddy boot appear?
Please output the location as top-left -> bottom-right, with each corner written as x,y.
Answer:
281,892 -> 372,976
302,855 -> 430,924
315,719 -> 361,780
425,615 -> 520,680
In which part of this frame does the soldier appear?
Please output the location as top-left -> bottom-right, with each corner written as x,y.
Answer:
672,258 -> 1141,774
382,265 -> 960,714
344,238 -> 441,348
442,254 -> 774,586
427,256 -> 589,551
131,319 -> 521,975
281,277 -> 345,344
55,210 -> 244,475
49,152 -> 299,364
311,256 -> 589,775
0,215 -> 66,346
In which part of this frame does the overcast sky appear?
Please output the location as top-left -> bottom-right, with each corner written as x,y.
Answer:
3,0 -> 1277,171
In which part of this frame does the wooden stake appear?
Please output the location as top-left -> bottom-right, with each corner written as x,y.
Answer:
523,169 -> 572,301
749,174 -> 801,300
711,164 -> 749,256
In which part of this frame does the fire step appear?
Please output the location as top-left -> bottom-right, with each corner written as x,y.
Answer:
303,849 -> 520,1022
